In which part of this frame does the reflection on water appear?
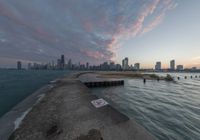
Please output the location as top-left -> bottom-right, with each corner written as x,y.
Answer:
91,73 -> 200,140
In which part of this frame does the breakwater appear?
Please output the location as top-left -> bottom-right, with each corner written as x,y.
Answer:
5,76 -> 156,140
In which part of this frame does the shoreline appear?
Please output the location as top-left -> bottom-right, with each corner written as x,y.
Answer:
95,71 -> 174,81
0,79 -> 60,140
1,73 -> 157,140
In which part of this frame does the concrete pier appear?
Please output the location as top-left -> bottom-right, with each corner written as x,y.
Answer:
7,77 -> 156,140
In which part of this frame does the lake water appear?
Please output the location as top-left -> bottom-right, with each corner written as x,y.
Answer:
91,73 -> 200,140
0,70 -> 71,118
1,71 -> 199,140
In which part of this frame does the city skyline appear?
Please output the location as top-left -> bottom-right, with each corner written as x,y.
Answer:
0,1 -> 200,68
0,56 -> 194,69
14,55 -> 199,71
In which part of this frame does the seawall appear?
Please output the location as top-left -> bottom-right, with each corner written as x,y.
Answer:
4,75 -> 156,140
0,83 -> 56,140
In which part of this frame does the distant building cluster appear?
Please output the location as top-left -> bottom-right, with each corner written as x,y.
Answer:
154,59 -> 185,72
17,55 -> 140,71
121,57 -> 141,71
16,55 -> 199,72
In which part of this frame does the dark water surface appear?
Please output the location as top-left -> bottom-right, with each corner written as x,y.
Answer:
91,73 -> 200,140
0,70 -> 71,117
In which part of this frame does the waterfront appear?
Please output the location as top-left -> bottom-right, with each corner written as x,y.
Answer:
5,74 -> 156,140
91,73 -> 200,140
0,70 -> 71,117
1,71 -> 200,140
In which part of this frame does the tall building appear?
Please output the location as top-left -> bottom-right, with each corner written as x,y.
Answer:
60,55 -> 65,69
122,57 -> 129,70
134,63 -> 140,70
155,61 -> 161,71
17,61 -> 22,70
122,59 -> 125,69
124,57 -> 128,69
86,62 -> 89,70
177,65 -> 183,71
170,60 -> 175,70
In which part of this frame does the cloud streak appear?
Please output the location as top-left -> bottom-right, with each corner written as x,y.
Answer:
0,0 -> 177,66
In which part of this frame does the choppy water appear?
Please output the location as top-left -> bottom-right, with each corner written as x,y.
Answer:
0,69 -> 71,117
91,73 -> 200,140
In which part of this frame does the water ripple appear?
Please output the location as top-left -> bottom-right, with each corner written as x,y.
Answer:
92,73 -> 200,140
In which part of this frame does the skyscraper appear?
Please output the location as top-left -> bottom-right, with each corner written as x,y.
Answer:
155,61 -> 161,71
86,62 -> 89,70
170,60 -> 175,70
134,63 -> 140,70
61,55 -> 65,69
125,57 -> 128,66
122,57 -> 129,70
17,61 -> 22,70
122,59 -> 125,69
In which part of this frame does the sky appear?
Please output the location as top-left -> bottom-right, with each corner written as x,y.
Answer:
0,0 -> 199,68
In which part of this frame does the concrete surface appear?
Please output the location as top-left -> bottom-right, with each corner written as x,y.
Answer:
0,84 -> 55,140
8,77 -> 156,140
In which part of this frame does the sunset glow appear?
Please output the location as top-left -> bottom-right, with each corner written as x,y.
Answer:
0,0 -> 199,68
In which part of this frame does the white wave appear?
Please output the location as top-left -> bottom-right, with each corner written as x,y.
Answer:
13,93 -> 46,130
49,79 -> 58,84
48,84 -> 55,89
14,108 -> 32,130
36,94 -> 45,104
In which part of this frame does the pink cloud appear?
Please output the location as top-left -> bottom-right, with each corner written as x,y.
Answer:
81,49 -> 106,60
104,0 -> 161,62
106,0 -> 160,42
0,2 -> 25,25
142,0 -> 177,34
141,13 -> 164,34
127,0 -> 160,37
107,0 -> 177,62
0,1 -> 58,44
34,26 -> 56,42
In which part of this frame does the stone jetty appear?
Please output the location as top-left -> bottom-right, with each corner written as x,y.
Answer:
7,76 -> 156,140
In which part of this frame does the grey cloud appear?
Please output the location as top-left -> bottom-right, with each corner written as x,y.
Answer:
0,0 -> 177,67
